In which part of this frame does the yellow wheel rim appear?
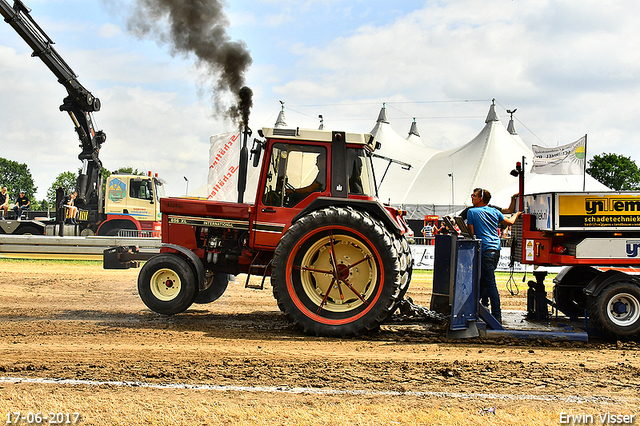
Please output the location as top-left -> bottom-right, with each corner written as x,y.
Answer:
299,233 -> 377,313
150,268 -> 182,301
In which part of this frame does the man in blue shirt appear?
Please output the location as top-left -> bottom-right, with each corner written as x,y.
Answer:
467,188 -> 521,323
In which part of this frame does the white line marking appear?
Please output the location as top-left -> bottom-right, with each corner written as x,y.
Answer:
0,376 -> 633,405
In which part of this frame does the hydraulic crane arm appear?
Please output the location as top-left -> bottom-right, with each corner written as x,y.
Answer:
1,0 -> 105,207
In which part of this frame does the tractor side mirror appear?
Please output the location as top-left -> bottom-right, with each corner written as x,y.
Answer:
251,138 -> 264,168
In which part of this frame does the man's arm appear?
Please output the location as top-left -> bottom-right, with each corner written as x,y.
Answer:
501,211 -> 522,226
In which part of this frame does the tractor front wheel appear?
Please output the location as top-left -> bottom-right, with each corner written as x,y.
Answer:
138,253 -> 198,315
272,207 -> 401,337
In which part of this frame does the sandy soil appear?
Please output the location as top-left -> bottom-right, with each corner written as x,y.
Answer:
0,259 -> 638,425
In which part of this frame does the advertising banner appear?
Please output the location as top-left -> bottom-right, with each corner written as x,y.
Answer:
558,193 -> 640,229
410,245 -> 526,272
531,136 -> 586,175
208,131 -> 241,201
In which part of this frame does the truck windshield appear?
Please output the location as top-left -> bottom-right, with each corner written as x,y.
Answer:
130,179 -> 153,200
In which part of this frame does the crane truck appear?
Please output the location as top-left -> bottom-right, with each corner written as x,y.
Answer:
512,162 -> 640,340
0,0 -> 164,237
105,127 -> 414,338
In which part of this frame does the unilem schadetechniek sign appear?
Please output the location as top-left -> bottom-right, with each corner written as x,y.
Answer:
525,192 -> 640,231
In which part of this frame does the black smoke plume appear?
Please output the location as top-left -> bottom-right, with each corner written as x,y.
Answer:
124,0 -> 252,125
237,86 -> 253,129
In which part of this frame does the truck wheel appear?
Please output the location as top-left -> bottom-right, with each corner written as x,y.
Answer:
194,272 -> 230,304
16,226 -> 41,235
137,253 -> 198,315
587,282 -> 640,340
272,206 -> 401,337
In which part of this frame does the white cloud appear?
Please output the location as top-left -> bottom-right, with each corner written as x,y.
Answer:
98,23 -> 121,39
258,0 -> 640,163
4,0 -> 640,201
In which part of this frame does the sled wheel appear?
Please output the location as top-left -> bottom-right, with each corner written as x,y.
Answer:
587,281 -> 640,340
272,206 -> 400,337
194,271 -> 230,304
554,284 -> 588,319
553,266 -> 600,319
138,253 -> 198,315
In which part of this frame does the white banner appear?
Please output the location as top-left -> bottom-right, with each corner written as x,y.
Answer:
531,135 -> 586,175
208,132 -> 241,201
410,245 -> 526,272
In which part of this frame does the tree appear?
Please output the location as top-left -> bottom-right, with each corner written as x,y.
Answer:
586,153 -> 640,190
0,157 -> 37,201
46,171 -> 78,205
101,166 -> 146,194
30,199 -> 51,212
111,167 -> 145,176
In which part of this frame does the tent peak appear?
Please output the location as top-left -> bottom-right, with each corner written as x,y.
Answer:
274,101 -> 287,128
376,103 -> 389,124
485,100 -> 500,123
408,118 -> 420,137
506,108 -> 518,135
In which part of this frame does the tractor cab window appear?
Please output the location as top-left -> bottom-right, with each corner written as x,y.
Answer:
130,179 -> 153,201
347,148 -> 375,197
262,143 -> 327,207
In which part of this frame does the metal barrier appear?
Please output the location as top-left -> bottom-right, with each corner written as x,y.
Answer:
0,235 -> 160,260
117,229 -> 156,238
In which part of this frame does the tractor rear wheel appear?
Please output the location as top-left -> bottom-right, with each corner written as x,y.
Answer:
194,271 -> 231,304
272,206 -> 401,337
586,281 -> 640,340
395,234 -> 413,301
138,253 -> 198,315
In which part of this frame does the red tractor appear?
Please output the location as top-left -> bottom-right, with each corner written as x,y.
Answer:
106,127 -> 413,337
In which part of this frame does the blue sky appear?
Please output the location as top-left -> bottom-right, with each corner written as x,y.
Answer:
2,0 -> 640,198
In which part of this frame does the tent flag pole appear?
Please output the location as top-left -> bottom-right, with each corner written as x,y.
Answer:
583,134 -> 587,192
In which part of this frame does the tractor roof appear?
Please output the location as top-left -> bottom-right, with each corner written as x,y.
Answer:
262,127 -> 378,151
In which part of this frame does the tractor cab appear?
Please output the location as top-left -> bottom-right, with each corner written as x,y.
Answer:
252,128 -> 381,248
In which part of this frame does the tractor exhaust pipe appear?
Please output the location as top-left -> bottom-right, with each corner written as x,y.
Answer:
236,86 -> 253,204
237,126 -> 250,203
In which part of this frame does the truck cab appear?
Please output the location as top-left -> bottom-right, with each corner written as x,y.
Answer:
100,174 -> 165,236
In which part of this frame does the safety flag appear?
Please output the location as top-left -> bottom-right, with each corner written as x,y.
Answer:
531,135 -> 586,175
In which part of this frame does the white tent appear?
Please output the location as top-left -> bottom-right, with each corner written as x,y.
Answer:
400,102 -> 532,218
369,106 -> 439,204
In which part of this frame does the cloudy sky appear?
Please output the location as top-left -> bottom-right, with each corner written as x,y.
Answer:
1,0 -> 639,199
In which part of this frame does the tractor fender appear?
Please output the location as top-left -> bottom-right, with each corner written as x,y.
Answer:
292,197 -> 402,234
161,243 -> 207,291
584,269 -> 640,297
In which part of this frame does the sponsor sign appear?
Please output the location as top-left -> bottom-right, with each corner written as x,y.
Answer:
558,193 -> 640,228
410,245 -> 527,272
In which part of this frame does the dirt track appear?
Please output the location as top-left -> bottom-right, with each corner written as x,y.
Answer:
0,259 -> 639,425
